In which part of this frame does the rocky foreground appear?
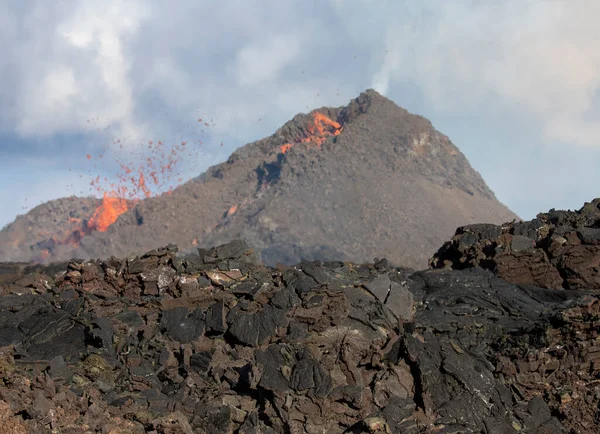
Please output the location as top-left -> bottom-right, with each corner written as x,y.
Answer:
0,233 -> 599,433
431,198 -> 600,291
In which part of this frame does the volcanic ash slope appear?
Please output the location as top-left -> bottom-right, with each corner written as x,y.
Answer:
0,90 -> 517,268
195,89 -> 517,268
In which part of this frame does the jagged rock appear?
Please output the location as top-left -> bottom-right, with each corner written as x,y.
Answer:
431,198 -> 600,290
160,307 -> 206,344
227,304 -> 288,346
364,273 -> 414,321
0,239 -> 597,432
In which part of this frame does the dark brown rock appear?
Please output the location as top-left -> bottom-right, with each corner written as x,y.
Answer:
431,198 -> 600,291
0,240 -> 596,432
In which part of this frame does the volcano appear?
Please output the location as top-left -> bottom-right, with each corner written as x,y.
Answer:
0,90 -> 517,268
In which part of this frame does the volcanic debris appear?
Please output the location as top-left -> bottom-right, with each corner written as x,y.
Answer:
0,237 -> 598,432
431,197 -> 600,291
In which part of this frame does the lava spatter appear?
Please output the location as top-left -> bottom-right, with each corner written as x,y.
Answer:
280,112 -> 342,154
39,123 -> 208,257
83,139 -> 197,233
87,194 -> 131,232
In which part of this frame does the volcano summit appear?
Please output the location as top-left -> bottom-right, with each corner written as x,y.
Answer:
0,90 -> 517,268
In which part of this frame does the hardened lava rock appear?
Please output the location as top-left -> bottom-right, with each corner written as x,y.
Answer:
0,239 -> 598,432
431,198 -> 600,291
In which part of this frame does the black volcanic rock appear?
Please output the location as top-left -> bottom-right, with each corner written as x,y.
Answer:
0,90 -> 516,269
0,240 -> 598,432
431,198 -> 600,291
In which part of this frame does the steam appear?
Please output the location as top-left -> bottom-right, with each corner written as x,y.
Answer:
369,1 -> 600,148
13,0 -> 150,141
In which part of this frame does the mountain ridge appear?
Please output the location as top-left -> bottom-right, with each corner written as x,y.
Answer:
0,89 -> 517,268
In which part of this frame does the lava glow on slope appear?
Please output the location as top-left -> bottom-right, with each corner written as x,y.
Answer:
33,113 -> 341,260
36,136 -> 205,261
280,112 -> 342,154
224,112 -> 344,224
87,193 -> 131,232
85,140 -> 191,232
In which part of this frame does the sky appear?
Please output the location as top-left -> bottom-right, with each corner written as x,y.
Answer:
1,0 -> 599,228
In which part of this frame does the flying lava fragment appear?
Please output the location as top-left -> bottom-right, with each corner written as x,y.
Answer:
40,134 -> 206,259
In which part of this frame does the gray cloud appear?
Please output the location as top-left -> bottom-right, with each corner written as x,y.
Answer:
1,1 -> 149,141
369,1 -> 600,148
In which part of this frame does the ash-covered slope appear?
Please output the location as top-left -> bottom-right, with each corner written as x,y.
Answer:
201,90 -> 517,268
0,196 -> 103,261
0,90 -> 517,268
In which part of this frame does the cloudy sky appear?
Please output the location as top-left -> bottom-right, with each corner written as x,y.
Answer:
1,0 -> 599,228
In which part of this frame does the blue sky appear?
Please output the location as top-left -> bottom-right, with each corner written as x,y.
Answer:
1,0 -> 599,228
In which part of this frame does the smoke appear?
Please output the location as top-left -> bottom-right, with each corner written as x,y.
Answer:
2,1 -> 150,143
369,1 -> 600,148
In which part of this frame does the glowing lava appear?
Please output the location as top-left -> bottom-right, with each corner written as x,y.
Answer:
87,193 -> 130,232
54,139 -> 202,247
227,205 -> 238,217
280,144 -> 293,154
280,112 -> 342,154
81,139 -> 202,234
19,115 -> 211,263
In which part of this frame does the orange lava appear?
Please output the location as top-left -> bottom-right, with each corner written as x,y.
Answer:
227,205 -> 238,217
81,139 -> 199,234
137,172 -> 152,198
87,193 -> 130,232
311,112 -> 342,137
28,116 -> 210,263
280,112 -> 342,154
280,144 -> 293,154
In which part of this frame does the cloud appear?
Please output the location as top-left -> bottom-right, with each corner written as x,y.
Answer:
5,1 -> 600,150
1,1 -> 363,153
2,0 -> 150,143
233,32 -> 307,87
369,1 -> 600,147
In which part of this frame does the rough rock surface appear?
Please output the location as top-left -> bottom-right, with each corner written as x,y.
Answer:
431,198 -> 600,291
0,89 -> 517,269
0,240 -> 598,433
